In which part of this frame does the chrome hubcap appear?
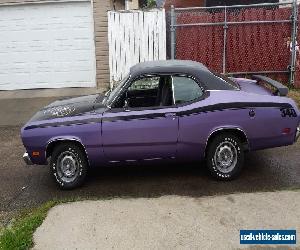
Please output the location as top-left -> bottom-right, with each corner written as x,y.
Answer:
214,141 -> 237,173
57,151 -> 79,183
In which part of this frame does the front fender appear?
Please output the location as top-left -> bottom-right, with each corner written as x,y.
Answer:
46,135 -> 84,150
21,118 -> 103,166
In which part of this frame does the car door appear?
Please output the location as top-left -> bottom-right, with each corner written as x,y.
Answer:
102,75 -> 179,162
172,75 -> 207,161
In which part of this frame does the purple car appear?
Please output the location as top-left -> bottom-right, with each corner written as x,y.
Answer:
21,60 -> 300,189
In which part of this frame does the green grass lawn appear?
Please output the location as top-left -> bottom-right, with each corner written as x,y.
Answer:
0,197 -> 105,250
0,201 -> 58,250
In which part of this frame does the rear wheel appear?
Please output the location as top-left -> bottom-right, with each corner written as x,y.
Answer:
50,143 -> 88,189
206,133 -> 244,180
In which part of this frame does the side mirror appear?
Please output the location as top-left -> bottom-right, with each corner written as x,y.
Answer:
123,98 -> 130,111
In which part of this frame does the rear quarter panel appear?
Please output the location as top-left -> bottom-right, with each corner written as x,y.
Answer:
176,91 -> 299,161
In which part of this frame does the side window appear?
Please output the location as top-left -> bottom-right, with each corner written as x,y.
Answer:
112,75 -> 174,109
124,76 -> 161,109
172,76 -> 203,105
128,77 -> 160,91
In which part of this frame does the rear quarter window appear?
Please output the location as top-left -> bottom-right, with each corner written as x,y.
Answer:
172,76 -> 204,104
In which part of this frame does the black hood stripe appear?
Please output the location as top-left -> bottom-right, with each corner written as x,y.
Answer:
28,94 -> 105,123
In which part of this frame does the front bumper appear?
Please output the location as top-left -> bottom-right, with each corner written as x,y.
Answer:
296,126 -> 300,142
23,152 -> 33,165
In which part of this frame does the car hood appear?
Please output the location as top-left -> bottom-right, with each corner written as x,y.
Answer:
29,94 -> 106,122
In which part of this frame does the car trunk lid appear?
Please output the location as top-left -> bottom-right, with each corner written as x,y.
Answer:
231,76 -> 288,96
231,78 -> 273,96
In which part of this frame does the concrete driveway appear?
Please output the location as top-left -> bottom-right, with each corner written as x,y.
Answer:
33,191 -> 300,250
0,90 -> 300,227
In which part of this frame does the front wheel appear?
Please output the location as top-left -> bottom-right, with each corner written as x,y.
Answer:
206,133 -> 244,180
50,143 -> 88,189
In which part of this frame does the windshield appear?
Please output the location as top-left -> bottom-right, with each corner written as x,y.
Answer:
214,73 -> 240,90
103,74 -> 130,106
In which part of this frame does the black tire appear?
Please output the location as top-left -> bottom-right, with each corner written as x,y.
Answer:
206,133 -> 244,180
50,143 -> 88,190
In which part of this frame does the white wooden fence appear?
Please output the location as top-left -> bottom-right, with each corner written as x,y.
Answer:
108,9 -> 166,88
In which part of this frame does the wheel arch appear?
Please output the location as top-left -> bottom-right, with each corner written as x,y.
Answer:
46,137 -> 90,166
204,127 -> 250,157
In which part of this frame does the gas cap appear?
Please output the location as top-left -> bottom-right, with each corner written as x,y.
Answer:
249,109 -> 255,118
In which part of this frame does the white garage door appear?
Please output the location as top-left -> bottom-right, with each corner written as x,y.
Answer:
0,1 -> 96,90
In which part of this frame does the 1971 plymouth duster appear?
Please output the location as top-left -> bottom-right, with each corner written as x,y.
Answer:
21,60 -> 300,189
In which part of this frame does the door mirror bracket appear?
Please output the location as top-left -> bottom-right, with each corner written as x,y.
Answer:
123,98 -> 130,111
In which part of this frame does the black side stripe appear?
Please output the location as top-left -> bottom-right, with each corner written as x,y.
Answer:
103,113 -> 166,122
104,102 -> 292,122
24,102 -> 292,129
24,118 -> 102,130
177,102 -> 292,117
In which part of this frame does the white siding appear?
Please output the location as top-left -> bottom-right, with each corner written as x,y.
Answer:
108,9 -> 166,88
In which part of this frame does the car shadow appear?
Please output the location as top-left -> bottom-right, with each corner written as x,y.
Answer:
1,126 -> 299,216
68,149 -> 299,200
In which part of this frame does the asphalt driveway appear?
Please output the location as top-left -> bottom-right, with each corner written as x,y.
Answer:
0,93 -> 299,227
0,124 -> 299,227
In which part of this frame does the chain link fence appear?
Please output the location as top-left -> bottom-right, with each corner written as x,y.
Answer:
168,1 -> 299,86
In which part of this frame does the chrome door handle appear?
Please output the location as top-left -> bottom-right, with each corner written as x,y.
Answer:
165,113 -> 177,120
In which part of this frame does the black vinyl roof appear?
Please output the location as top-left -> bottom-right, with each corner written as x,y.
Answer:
129,60 -> 235,90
